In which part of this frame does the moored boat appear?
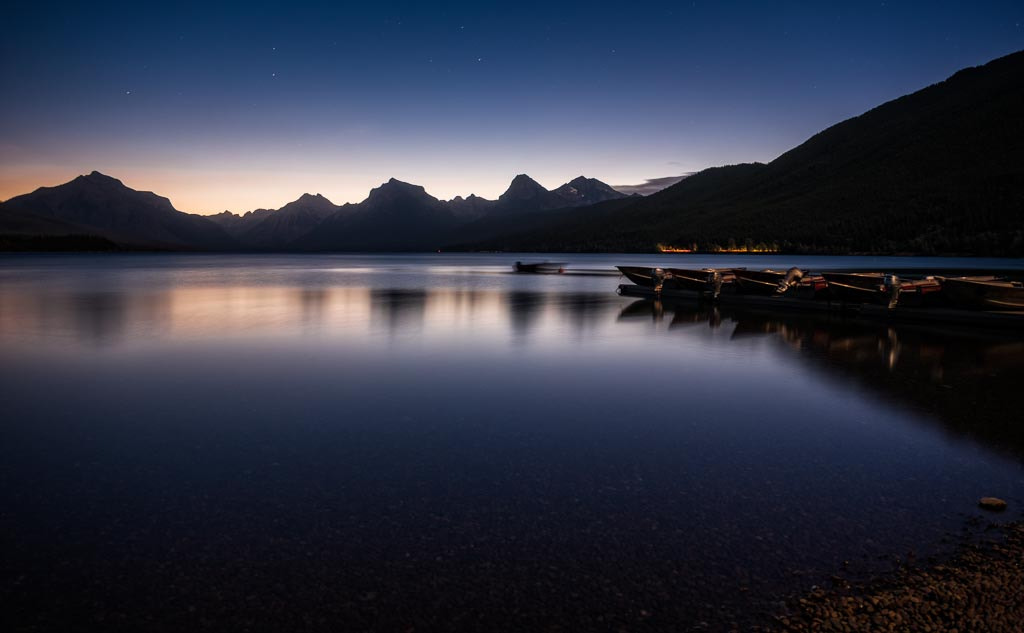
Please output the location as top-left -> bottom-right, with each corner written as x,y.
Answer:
616,266 -> 666,288
664,268 -> 737,296
894,277 -> 944,307
734,267 -> 827,298
821,272 -> 942,308
938,276 -> 1024,310
514,261 -> 566,274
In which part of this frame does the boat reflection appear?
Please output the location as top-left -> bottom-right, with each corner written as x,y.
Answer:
617,299 -> 722,328
717,306 -> 1024,458
2,284 -> 1021,458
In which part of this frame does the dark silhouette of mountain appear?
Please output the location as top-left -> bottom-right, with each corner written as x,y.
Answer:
445,197 -> 640,251
448,194 -> 497,221
0,205 -> 98,236
296,178 -> 461,251
0,171 -> 236,250
0,172 -> 629,252
473,50 -> 1024,255
207,208 -> 274,234
494,174 -> 570,212
552,176 -> 629,205
439,175 -> 628,247
0,233 -> 124,251
5,53 -> 1021,254
295,175 -> 628,251
234,193 -> 341,249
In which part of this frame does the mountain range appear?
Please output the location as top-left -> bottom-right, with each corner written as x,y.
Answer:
2,49 -> 1022,255
0,171 -> 629,252
470,50 -> 1024,255
0,171 -> 236,250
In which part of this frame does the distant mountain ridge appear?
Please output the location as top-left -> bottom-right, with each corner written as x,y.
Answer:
0,171 -> 236,250
552,176 -> 633,206
1,171 -> 628,251
470,50 -> 1024,255
3,49 -> 1022,255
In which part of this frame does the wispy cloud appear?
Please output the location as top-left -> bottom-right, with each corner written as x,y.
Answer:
613,174 -> 692,196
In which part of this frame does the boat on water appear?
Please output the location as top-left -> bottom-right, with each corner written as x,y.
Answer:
616,266 -> 667,288
938,276 -> 1024,310
820,272 -> 942,308
613,262 -> 1024,328
664,268 -> 738,295
615,266 -> 735,296
734,268 -> 827,298
514,261 -> 566,274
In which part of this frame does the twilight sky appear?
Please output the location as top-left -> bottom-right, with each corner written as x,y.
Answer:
1,1 -> 1021,213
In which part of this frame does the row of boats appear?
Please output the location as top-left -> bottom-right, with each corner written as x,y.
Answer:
615,266 -> 1024,311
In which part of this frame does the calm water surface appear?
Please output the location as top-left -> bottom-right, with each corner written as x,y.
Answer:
1,253 -> 1023,631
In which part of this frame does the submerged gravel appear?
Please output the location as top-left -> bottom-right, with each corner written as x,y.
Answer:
772,521 -> 1024,632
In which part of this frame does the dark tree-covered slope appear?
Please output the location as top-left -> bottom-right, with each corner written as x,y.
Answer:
476,50 -> 1024,255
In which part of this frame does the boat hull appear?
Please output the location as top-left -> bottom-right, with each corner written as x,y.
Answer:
616,266 -> 665,288
664,268 -> 736,293
820,272 -> 889,304
821,272 -> 942,307
940,277 -> 1024,310
734,268 -> 827,298
733,269 -> 788,294
514,262 -> 565,274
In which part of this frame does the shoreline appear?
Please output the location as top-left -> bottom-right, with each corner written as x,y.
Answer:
770,517 -> 1024,632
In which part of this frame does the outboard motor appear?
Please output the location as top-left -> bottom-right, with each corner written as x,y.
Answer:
653,267 -> 667,293
710,270 -> 723,299
777,267 -> 805,294
884,274 -> 901,309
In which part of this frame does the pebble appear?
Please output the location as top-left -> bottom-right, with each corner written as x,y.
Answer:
772,522 -> 1024,632
978,497 -> 1007,511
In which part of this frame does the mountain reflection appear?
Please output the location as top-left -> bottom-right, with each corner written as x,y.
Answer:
70,292 -> 129,346
507,291 -> 547,339
297,287 -> 329,331
371,288 -> 429,335
2,283 -> 1022,458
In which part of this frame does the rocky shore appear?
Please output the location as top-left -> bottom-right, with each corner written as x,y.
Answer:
772,520 -> 1024,632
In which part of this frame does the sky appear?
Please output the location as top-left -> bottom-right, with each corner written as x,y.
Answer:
1,1 -> 1021,214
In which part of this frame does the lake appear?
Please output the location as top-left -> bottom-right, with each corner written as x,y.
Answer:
1,253 -> 1022,631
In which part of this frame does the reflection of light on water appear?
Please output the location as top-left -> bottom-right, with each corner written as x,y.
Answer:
318,267 -> 380,274
0,286 -> 380,346
315,266 -> 510,276
0,285 -> 625,349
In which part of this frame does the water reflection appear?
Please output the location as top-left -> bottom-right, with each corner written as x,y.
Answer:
371,288 -> 428,336
3,281 -> 1021,460
0,285 -> 627,347
298,287 -> 328,332
768,315 -> 1024,458
655,300 -> 1024,458
507,290 -> 546,340
2,259 -> 1023,633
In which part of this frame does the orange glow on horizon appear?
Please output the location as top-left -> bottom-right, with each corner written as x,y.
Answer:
0,162 -> 674,216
